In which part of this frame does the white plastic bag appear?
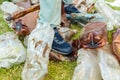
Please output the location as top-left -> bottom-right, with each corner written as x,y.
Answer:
58,27 -> 77,41
75,0 -> 96,13
72,48 -> 102,80
0,2 -> 24,29
0,32 -> 26,68
105,0 -> 120,7
30,0 -> 39,4
0,1 -> 24,15
95,1 -> 120,30
22,23 -> 54,80
97,45 -> 120,80
11,0 -> 24,3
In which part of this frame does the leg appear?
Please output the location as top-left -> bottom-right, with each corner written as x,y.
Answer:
22,23 -> 54,80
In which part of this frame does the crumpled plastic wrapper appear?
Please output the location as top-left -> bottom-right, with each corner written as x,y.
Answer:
72,22 -> 107,51
72,48 -> 102,80
97,45 -> 120,80
75,0 -> 95,13
112,28 -> 120,62
58,27 -> 77,41
80,22 -> 107,49
30,0 -> 39,4
11,0 -> 39,4
95,1 -> 120,30
22,23 -> 54,80
72,45 -> 120,80
0,32 -> 26,68
0,1 -> 24,15
11,0 -> 24,3
13,10 -> 39,35
105,0 -> 120,7
0,2 -> 24,29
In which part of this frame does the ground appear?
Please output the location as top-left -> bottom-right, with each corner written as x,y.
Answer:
0,0 -> 118,80
0,0 -> 77,80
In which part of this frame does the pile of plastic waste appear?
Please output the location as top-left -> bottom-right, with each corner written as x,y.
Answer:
0,0 -> 120,80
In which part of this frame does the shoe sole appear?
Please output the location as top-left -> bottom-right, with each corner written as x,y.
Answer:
51,48 -> 71,55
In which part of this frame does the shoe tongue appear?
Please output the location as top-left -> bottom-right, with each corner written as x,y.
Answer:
53,27 -> 57,30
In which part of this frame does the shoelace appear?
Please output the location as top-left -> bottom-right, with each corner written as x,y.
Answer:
53,36 -> 65,44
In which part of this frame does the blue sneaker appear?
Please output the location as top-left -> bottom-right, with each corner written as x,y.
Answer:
52,28 -> 72,55
65,5 -> 80,14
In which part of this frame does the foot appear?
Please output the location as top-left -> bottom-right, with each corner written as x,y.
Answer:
52,28 -> 72,55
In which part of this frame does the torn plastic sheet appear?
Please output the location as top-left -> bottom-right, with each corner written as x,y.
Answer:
75,0 -> 96,13
95,1 -> 120,30
0,2 -> 24,29
72,48 -> 102,80
22,23 -> 54,80
112,28 -> 120,62
80,22 -> 107,49
97,45 -> 120,80
72,45 -> 120,80
105,0 -> 120,7
0,32 -> 26,68
0,1 -> 24,15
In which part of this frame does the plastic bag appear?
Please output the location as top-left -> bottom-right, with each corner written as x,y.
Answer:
11,0 -> 24,3
0,2 -> 24,29
22,23 -> 54,80
0,32 -> 26,68
72,48 -> 102,80
72,22 -> 107,51
95,1 -> 120,30
80,22 -> 107,49
75,0 -> 95,13
58,27 -> 77,41
30,0 -> 39,4
112,28 -> 120,61
12,10 -> 39,36
0,2 -> 24,15
105,0 -> 120,7
97,45 -> 120,80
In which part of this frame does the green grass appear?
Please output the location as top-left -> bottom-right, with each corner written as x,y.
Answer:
105,0 -> 120,10
108,4 -> 120,10
0,62 -> 77,80
105,0 -> 115,2
0,11 -> 13,35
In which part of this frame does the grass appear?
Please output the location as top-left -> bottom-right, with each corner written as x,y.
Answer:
105,0 -> 115,2
0,62 -> 77,80
0,9 -> 12,34
108,4 -> 120,10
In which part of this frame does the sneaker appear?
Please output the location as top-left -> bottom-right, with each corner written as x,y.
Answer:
65,4 -> 80,14
52,28 -> 72,55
